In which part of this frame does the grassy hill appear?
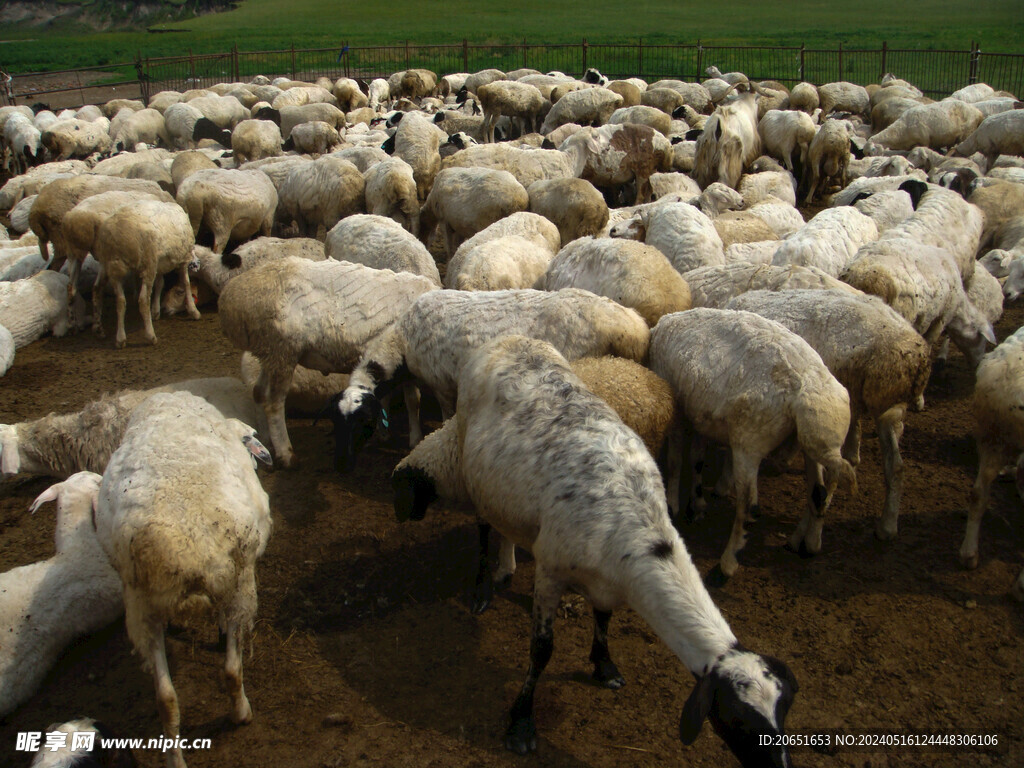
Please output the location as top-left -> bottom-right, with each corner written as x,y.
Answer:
1,0 -> 1021,73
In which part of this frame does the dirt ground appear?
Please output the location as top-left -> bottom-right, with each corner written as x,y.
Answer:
0,281 -> 1020,768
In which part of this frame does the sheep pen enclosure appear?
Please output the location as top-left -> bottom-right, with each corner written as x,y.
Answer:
0,289 -> 1021,767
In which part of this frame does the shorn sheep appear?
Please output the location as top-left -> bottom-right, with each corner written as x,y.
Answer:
651,308 -> 855,582
175,168 -> 278,254
726,289 -> 932,541
0,270 -> 85,349
0,472 -> 122,718
324,214 -> 440,286
330,288 -> 650,471
277,155 -> 365,238
218,257 -> 438,467
94,392 -> 273,768
393,334 -> 798,766
960,325 -> 1024,600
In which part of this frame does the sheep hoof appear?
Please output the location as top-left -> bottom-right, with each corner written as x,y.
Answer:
494,573 -> 513,591
960,551 -> 980,570
874,522 -> 898,541
796,540 -> 816,559
704,564 -> 730,588
231,697 -> 253,725
504,718 -> 538,754
592,660 -> 626,689
471,583 -> 493,615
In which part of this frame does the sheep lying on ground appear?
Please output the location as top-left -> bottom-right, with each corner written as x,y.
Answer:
176,168 -> 278,254
393,334 -> 798,764
959,326 -> 1024,600
0,271 -> 85,349
0,472 -> 122,718
218,257 -> 438,467
94,392 -> 273,768
0,377 -> 264,479
651,308 -> 855,582
542,236 -> 691,326
324,214 -> 441,286
727,289 -> 931,541
330,288 -> 649,471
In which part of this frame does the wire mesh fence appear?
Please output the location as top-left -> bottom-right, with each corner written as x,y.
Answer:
3,39 -> 1022,107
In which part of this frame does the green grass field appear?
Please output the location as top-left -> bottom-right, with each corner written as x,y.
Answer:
2,0 -> 1021,75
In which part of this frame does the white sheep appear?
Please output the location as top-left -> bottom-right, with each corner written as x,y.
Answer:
0,324 -> 12,376
0,472 -> 122,718
526,176 -> 608,243
870,99 -> 985,151
176,168 -> 278,254
218,257 -> 438,467
953,109 -> 1024,168
959,326 -> 1024,595
419,167 -> 529,259
277,155 -> 365,238
0,377 -> 265,479
608,104 -> 672,136
850,189 -> 915,233
2,113 -> 43,175
286,119 -> 342,155
94,392 -> 272,768
771,206 -> 879,277
612,201 -> 725,274
362,156 -> 420,235
817,81 -> 870,116
802,118 -> 854,203
477,80 -> 547,143
543,236 -> 691,326
444,234 -> 554,291
90,198 -> 200,348
0,271 -> 84,349
651,308 -> 855,581
737,169 -> 798,207
110,108 -> 170,152
230,118 -> 282,164
40,119 -> 112,160
367,78 -> 390,111
693,92 -> 761,191
393,333 -> 798,763
727,289 -> 932,541
540,86 -> 622,134
324,214 -> 440,285
757,109 -> 816,173
393,110 -> 441,201
441,142 -> 574,189
331,288 -> 650,469
189,237 -> 324,295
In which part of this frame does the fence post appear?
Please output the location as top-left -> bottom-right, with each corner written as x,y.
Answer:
880,41 -> 887,80
838,41 -> 843,81
969,41 -> 980,85
344,41 -> 351,79
189,48 -> 195,86
291,43 -> 296,80
799,43 -> 805,81
406,40 -> 411,70
582,38 -> 588,75
462,39 -> 468,72
523,38 -> 527,69
696,39 -> 703,82
638,38 -> 643,79
232,43 -> 239,82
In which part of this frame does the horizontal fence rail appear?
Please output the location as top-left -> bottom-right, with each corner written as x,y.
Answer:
3,39 -> 1022,107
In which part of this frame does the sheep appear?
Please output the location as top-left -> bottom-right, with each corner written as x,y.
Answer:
332,145 -> 389,172
419,167 -> 529,259
970,180 -> 1024,252
651,308 -> 854,581
444,235 -> 555,291
771,206 -> 879,277
558,123 -> 673,205
954,109 -> 1024,168
391,111 -> 441,201
477,81 -> 547,143
264,103 -> 347,139
324,214 -> 440,285
449,210 -> 561,266
757,109 -> 816,173
40,119 -> 112,160
539,87 -> 622,134
605,80 -> 643,107
526,177 -> 608,244
29,175 -> 173,271
219,257 -> 438,467
440,142 -> 574,188
0,324 -> 12,376
366,78 -> 390,111
100,98 -> 144,118
176,168 -> 278,254
330,288 -> 650,471
650,171 -> 701,200
693,92 -> 761,191
817,81 -> 870,116
2,113 -> 43,175
850,189 -> 916,233
641,87 -> 685,115
230,118 -> 282,164
187,237 -> 324,296
286,119 -> 342,155
392,333 -> 798,763
542,236 -> 691,326
93,392 -> 272,768
169,150 -> 218,192
0,377 -> 265,480
0,271 -> 85,349
88,199 -> 201,348
959,326 -> 1024,587
608,105 -> 672,136
802,118 -> 854,203
683,260 -> 860,308
711,211 -> 780,250
869,99 -> 985,151
277,155 -> 365,238
612,201 -> 724,274
391,68 -> 438,100
727,289 -> 931,541
949,83 -> 1000,103
0,472 -> 123,719
362,157 -> 420,235
110,108 -> 170,152
331,77 -> 368,112
737,170 -> 798,207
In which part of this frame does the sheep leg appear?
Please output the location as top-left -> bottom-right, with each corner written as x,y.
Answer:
495,534 -> 517,586
92,266 -> 107,337
664,429 -> 683,518
505,566 -> 562,754
112,279 -> 129,349
261,364 -> 298,469
842,403 -> 862,468
684,432 -> 708,521
960,443 -> 1004,569
148,628 -> 187,768
472,522 -> 496,613
65,257 -> 82,333
178,263 -> 202,320
589,609 -> 625,689
403,382 -> 422,447
152,274 -> 164,320
138,270 -> 158,345
876,407 -> 906,541
224,619 -> 253,725
708,450 -> 760,587
787,453 -> 827,556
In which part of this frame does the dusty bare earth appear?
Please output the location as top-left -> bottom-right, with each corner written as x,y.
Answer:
0,284 -> 1021,768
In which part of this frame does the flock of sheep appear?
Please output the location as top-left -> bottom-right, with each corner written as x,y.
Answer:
0,60 -> 1023,767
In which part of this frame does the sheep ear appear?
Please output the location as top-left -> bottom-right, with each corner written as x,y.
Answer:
981,322 -> 997,346
242,434 -> 273,466
679,674 -> 714,745
29,483 -> 62,514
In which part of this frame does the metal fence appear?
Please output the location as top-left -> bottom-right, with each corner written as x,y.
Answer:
4,39 -> 1023,107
